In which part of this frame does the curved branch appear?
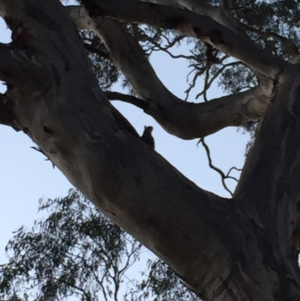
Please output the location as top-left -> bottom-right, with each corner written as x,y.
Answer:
79,0 -> 288,79
68,12 -> 273,138
150,39 -> 197,60
2,2 -> 300,300
199,137 -> 234,196
96,23 -> 273,138
158,33 -> 186,50
105,91 -> 148,110
0,7 -> 237,301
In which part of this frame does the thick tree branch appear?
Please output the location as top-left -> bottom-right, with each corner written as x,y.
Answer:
141,0 -> 216,16
80,0 -> 288,79
175,0 -> 241,34
1,1 -> 300,300
0,2 -> 248,299
65,8 -> 300,297
67,9 -> 273,138
233,72 -> 300,291
105,92 -> 148,111
141,0 -> 237,34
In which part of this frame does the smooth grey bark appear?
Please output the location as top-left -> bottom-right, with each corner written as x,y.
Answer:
68,5 -> 274,139
91,19 -> 272,138
81,0 -> 288,78
0,1 -> 299,301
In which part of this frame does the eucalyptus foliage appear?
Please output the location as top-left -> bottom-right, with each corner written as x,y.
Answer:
0,190 -> 198,301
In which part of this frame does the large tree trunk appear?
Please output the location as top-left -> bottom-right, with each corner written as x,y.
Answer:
0,1 -> 299,300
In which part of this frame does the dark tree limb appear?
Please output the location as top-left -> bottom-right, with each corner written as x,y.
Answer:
199,137 -> 237,196
67,9 -> 275,138
105,91 -> 148,111
1,1 -> 300,300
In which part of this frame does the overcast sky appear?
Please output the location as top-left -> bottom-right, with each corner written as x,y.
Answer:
0,2 -> 250,284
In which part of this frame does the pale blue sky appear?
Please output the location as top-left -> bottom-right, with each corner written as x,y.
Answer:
0,6 -> 249,271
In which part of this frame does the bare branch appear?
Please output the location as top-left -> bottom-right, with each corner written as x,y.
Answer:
184,67 -> 206,101
158,33 -> 186,50
226,166 -> 242,182
195,61 -> 241,99
149,39 -> 196,60
199,138 -> 235,196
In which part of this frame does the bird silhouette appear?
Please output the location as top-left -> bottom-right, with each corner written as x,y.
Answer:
141,126 -> 155,149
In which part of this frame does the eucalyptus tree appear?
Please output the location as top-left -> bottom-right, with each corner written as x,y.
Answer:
0,1 -> 299,300
0,190 -> 198,301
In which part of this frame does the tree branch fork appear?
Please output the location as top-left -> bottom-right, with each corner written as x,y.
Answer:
0,1 -> 299,300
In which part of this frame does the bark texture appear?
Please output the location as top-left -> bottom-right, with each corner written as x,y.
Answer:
0,1 -> 299,300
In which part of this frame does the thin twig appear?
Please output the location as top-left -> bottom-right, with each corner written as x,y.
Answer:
199,138 -> 242,196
